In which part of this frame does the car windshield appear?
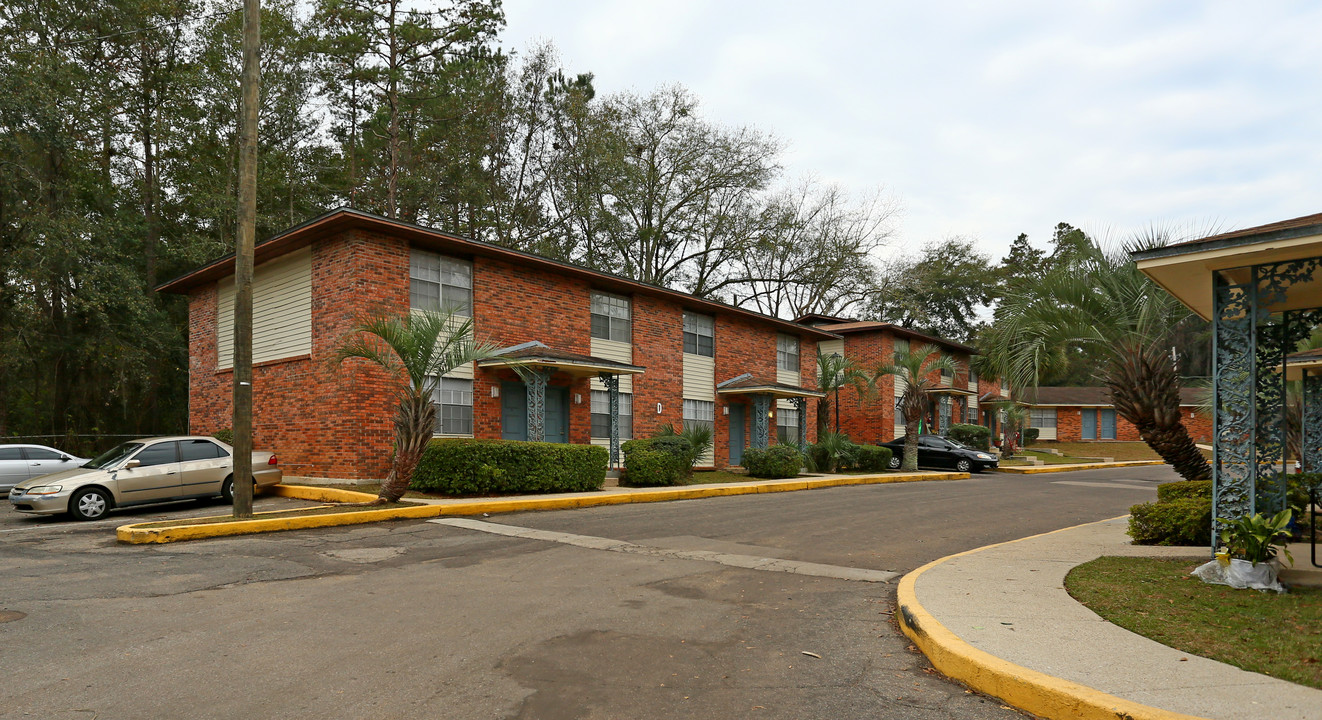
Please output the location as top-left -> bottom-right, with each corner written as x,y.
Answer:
82,443 -> 143,469
945,438 -> 971,449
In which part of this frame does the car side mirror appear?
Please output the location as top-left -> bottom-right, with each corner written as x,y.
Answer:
124,459 -> 141,469
60,454 -> 71,461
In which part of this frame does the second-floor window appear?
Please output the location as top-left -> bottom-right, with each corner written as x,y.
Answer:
893,336 -> 910,358
777,334 -> 799,373
590,291 -> 631,343
411,249 -> 472,316
683,312 -> 714,357
969,369 -> 979,387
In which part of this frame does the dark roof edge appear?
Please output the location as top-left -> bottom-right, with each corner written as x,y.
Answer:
156,207 -> 840,341
1131,217 -> 1322,262
819,322 -> 978,354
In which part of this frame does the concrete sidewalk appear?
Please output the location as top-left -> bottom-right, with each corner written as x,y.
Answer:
898,517 -> 1322,720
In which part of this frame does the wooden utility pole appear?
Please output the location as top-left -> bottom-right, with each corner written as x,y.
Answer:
232,0 -> 261,518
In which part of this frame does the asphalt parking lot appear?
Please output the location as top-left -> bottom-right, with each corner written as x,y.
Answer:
0,491 -> 322,536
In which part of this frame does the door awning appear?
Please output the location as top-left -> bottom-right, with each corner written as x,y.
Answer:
477,341 -> 644,378
715,373 -> 826,399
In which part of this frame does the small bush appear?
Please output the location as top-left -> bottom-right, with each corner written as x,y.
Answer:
812,431 -> 859,472
1023,428 -> 1040,445
947,424 -> 990,451
1128,497 -> 1213,546
854,444 -> 894,472
413,439 -> 606,495
1156,480 -> 1213,503
744,445 -> 803,478
213,428 -> 234,445
621,437 -> 692,487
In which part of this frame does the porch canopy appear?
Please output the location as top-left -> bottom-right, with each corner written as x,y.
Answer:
716,373 -> 826,449
929,386 -> 976,435
477,341 -> 643,466
1133,213 -> 1322,526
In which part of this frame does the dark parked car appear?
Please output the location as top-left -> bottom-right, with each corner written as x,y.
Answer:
881,434 -> 998,473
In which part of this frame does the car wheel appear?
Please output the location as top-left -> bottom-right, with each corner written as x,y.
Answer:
220,476 -> 256,503
69,487 -> 112,521
955,459 -> 972,473
888,455 -> 901,469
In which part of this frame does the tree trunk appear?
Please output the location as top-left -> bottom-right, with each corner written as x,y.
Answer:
1107,347 -> 1212,483
903,418 -> 920,471
379,393 -> 435,502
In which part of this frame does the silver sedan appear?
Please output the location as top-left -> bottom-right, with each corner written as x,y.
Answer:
8,436 -> 282,520
0,444 -> 87,492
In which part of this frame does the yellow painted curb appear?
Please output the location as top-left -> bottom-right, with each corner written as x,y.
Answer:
895,516 -> 1207,720
117,471 -> 968,544
995,460 -> 1165,474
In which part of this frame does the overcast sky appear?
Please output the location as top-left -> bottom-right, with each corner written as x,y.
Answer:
498,0 -> 1322,263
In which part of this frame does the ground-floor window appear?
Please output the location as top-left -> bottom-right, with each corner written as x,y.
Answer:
683,399 -> 715,433
432,377 -> 473,435
1029,408 -> 1057,429
776,406 -> 799,444
590,391 -> 633,439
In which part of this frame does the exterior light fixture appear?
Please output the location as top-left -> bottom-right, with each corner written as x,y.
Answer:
574,393 -> 582,404
491,385 -> 500,398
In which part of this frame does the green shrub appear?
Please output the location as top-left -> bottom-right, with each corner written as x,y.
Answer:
412,439 -> 606,495
656,423 -> 712,469
811,431 -> 859,472
744,445 -> 803,478
1128,497 -> 1213,546
1023,428 -> 1040,445
213,428 -> 234,445
621,437 -> 691,487
854,444 -> 894,472
947,424 -> 990,451
1156,480 -> 1213,503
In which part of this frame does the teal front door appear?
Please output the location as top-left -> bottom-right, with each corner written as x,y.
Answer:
1100,409 -> 1117,440
729,404 -> 746,465
1081,409 -> 1097,440
501,382 -> 569,442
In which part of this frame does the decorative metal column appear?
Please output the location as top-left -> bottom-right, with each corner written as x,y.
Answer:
751,394 -> 772,450
525,367 -> 550,442
792,397 -> 808,445
1305,370 -> 1322,474
938,395 -> 952,436
1212,272 -> 1258,529
599,372 -> 621,468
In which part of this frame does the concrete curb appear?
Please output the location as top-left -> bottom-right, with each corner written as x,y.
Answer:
117,470 -> 968,544
895,517 -> 1205,720
994,460 -> 1165,474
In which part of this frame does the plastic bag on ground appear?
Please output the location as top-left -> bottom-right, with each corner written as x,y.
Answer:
1191,558 -> 1285,593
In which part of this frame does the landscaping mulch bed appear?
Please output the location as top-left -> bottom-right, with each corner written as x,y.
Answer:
1065,556 -> 1322,689
130,501 -> 423,528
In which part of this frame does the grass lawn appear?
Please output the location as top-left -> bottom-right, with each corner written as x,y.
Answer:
1065,556 -> 1322,689
1031,441 -> 1163,461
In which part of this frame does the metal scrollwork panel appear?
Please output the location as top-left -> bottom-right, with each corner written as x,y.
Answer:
792,397 -> 808,446
600,372 -> 621,468
526,367 -> 550,443
751,395 -> 771,450
1304,372 -> 1322,475
1252,307 -> 1287,515
1213,277 -> 1255,528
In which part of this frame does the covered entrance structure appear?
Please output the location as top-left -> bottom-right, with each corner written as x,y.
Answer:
1134,214 -> 1322,533
478,342 -> 644,467
716,374 -> 826,459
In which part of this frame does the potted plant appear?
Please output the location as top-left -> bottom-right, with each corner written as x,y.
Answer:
1217,509 -> 1294,590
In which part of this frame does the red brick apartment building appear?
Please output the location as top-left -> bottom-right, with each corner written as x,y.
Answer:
1024,387 -> 1212,444
794,315 -> 996,445
158,208 -> 832,481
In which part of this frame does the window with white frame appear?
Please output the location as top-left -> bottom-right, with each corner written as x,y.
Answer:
776,334 -> 799,372
682,312 -> 714,357
590,391 -> 633,439
969,369 -> 978,387
410,249 -> 472,316
590,291 -> 631,343
893,336 -> 909,358
432,378 -> 473,435
776,406 -> 799,444
1029,408 -> 1057,429
683,399 -> 715,432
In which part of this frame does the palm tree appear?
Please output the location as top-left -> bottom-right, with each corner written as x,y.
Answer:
874,344 -> 959,471
816,350 -> 873,434
334,308 -> 503,502
981,243 -> 1211,482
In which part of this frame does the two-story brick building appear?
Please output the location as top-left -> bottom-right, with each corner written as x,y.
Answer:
158,208 -> 832,481
1023,387 -> 1212,444
794,314 -> 984,444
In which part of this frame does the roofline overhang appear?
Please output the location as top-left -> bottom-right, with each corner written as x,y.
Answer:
476,356 -> 645,377
815,323 -> 978,355
715,385 -> 828,399
156,207 -> 841,341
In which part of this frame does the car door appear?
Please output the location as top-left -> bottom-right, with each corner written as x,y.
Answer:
178,438 -> 231,495
114,441 -> 182,503
0,447 -> 27,490
921,436 -> 952,468
24,446 -> 77,478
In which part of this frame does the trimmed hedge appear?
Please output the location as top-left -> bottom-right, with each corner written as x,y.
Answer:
854,444 -> 894,472
621,437 -> 692,487
1128,497 -> 1213,546
412,439 -> 607,495
1156,480 -> 1213,503
1023,428 -> 1040,444
744,445 -> 803,479
947,424 -> 991,451
213,428 -> 234,445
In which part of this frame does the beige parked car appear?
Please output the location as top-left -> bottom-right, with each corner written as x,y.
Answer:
7,436 -> 282,521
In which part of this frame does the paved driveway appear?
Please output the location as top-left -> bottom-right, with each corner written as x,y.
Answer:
0,466 -> 1176,720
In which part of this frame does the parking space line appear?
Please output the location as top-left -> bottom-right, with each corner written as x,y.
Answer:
431,517 -> 898,583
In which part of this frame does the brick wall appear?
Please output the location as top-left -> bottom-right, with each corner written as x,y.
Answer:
1046,405 -> 1213,445
187,227 -> 821,478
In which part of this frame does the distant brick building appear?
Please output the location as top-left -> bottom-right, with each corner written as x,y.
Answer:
159,208 -> 832,481
1024,387 -> 1212,444
794,315 -> 990,444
